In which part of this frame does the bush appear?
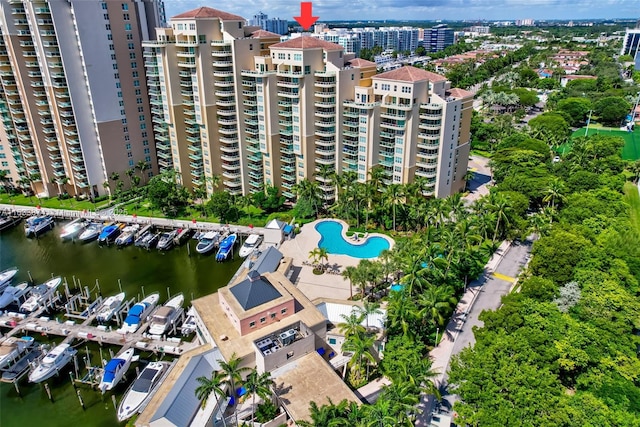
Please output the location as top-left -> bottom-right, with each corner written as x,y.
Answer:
255,401 -> 279,423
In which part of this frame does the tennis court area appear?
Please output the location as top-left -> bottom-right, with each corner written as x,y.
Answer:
567,126 -> 640,160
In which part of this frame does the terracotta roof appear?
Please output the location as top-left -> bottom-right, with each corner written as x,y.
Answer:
373,66 -> 447,83
270,36 -> 343,51
447,88 -> 475,99
171,6 -> 244,21
346,58 -> 376,68
251,30 -> 281,39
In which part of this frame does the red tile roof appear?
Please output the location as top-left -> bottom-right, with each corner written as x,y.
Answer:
270,36 -> 343,51
373,66 -> 447,83
251,30 -> 281,39
447,88 -> 475,99
172,7 -> 244,21
346,58 -> 376,68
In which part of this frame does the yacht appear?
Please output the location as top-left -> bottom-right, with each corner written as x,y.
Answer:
24,215 -> 54,237
119,293 -> 160,333
98,348 -> 135,393
2,344 -> 43,383
180,307 -> 197,336
148,293 -> 184,336
78,222 -> 102,242
134,230 -> 159,249
0,336 -> 35,369
0,267 -> 18,292
96,292 -> 126,323
239,234 -> 262,258
59,218 -> 86,240
117,361 -> 171,422
215,233 -> 237,262
195,231 -> 219,254
98,223 -> 122,244
0,282 -> 30,309
156,230 -> 177,251
0,215 -> 21,232
115,224 -> 140,247
28,343 -> 77,383
20,277 -> 62,313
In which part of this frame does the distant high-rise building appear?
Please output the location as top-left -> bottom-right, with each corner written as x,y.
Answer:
0,0 -> 164,198
249,11 -> 288,35
621,28 -> 640,69
428,24 -> 454,52
515,19 -> 535,26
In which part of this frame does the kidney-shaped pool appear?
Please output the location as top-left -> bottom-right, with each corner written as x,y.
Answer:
315,220 -> 391,259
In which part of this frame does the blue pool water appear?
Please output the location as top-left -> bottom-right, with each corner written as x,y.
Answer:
315,220 -> 390,259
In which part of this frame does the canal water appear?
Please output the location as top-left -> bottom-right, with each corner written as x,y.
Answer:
0,220 -> 243,426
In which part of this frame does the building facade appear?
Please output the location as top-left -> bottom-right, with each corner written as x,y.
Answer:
145,7 -> 471,200
249,11 -> 288,36
621,28 -> 640,70
428,24 -> 454,52
0,0 -> 164,198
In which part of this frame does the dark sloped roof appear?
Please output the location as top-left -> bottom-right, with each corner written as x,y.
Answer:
250,246 -> 283,275
230,274 -> 282,311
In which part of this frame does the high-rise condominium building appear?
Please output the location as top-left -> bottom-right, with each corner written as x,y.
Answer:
0,0 -> 165,198
145,7 -> 471,200
428,24 -> 454,52
249,11 -> 288,36
621,28 -> 640,70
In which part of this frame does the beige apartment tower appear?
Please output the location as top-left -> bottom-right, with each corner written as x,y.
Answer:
0,0 -> 164,198
145,6 -> 471,200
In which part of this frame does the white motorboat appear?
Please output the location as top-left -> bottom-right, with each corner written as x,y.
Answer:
78,222 -> 102,242
0,282 -> 30,309
134,230 -> 159,249
115,224 -> 140,247
0,267 -> 18,292
0,215 -> 21,232
119,293 -> 160,334
59,218 -> 86,240
117,361 -> 171,421
20,277 -> 62,313
0,336 -> 35,369
180,307 -> 197,336
195,231 -> 219,254
239,234 -> 262,258
98,348 -> 135,393
24,215 -> 54,237
28,343 -> 77,383
96,292 -> 125,323
156,230 -> 177,251
148,293 -> 184,336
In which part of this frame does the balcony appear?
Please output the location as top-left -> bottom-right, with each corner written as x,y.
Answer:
214,79 -> 234,87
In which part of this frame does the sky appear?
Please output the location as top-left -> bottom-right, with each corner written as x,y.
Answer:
162,0 -> 638,22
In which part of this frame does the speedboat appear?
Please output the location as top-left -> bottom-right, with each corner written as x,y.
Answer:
59,218 -> 86,240
148,293 -> 184,336
119,292 -> 160,333
117,361 -> 170,421
0,215 -> 21,232
157,230 -> 177,251
215,233 -> 237,262
0,267 -> 18,292
195,231 -> 219,254
98,348 -> 135,393
180,307 -> 197,336
20,276 -> 62,313
2,344 -> 43,383
115,224 -> 140,247
28,343 -> 77,383
96,292 -> 125,323
134,230 -> 159,249
78,222 -> 102,242
239,234 -> 262,258
0,282 -> 30,309
0,336 -> 35,369
98,223 -> 122,244
24,215 -> 54,237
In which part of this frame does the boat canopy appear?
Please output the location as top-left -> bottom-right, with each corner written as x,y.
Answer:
103,359 -> 125,382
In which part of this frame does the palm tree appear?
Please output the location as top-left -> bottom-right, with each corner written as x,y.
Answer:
102,181 -> 111,201
195,371 -> 228,426
543,177 -> 566,209
341,265 -> 358,299
315,163 -> 334,204
136,160 -> 149,184
0,170 -> 9,193
125,168 -> 135,188
293,178 -> 323,218
338,310 -> 366,338
367,165 -> 387,201
382,184 -> 403,232
356,300 -> 382,329
244,369 -> 274,423
342,333 -> 376,381
28,173 -> 41,200
418,285 -> 457,332
362,395 -> 399,426
218,353 -> 250,427
308,247 -> 329,271
488,194 -> 512,242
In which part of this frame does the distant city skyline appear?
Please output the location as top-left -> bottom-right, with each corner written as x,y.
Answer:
162,0 -> 637,23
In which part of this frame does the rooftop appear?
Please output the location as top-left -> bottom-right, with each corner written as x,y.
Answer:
315,300 -> 386,330
171,7 -> 244,21
446,88 -> 475,99
373,66 -> 447,83
346,58 -> 377,68
230,272 -> 282,311
271,36 -> 343,51
249,246 -> 284,276
251,30 -> 282,39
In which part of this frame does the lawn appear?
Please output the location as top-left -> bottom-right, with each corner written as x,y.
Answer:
562,126 -> 640,160
0,192 -> 109,211
623,181 -> 640,234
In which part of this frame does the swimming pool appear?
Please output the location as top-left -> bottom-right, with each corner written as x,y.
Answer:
315,220 -> 391,259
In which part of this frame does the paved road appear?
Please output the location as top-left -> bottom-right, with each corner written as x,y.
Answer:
415,238 -> 533,426
464,155 -> 492,204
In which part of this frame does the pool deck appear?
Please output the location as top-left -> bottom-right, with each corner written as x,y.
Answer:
278,219 -> 394,301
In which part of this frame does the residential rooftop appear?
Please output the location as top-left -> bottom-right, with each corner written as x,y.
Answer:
171,6 -> 244,21
373,65 -> 447,83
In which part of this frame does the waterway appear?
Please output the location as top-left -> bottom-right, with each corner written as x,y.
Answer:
0,220 -> 243,427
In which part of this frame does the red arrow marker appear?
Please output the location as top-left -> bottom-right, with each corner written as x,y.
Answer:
294,2 -> 319,31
